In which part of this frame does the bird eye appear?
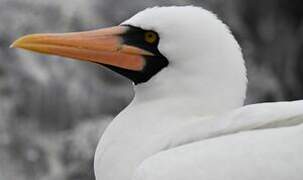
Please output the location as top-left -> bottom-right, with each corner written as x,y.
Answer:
144,31 -> 157,43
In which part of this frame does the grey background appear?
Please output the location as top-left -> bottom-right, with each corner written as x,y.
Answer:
0,0 -> 302,180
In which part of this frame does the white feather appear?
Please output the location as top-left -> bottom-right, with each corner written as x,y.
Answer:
94,6 -> 303,180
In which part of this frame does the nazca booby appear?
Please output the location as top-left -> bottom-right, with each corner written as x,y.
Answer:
11,6 -> 303,180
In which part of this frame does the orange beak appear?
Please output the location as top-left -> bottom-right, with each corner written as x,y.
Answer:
11,26 -> 153,71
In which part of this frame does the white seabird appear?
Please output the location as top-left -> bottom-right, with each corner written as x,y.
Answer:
12,6 -> 303,180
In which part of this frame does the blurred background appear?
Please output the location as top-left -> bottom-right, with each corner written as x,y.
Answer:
0,0 -> 302,180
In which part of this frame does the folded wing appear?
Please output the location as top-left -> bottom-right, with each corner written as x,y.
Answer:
133,100 -> 303,180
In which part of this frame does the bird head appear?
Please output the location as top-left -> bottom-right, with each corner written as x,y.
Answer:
12,6 -> 247,112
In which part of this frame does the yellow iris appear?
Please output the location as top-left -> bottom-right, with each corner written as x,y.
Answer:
145,32 -> 157,43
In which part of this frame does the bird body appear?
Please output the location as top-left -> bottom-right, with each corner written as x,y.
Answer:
133,109 -> 303,180
11,6 -> 303,180
95,97 -> 303,180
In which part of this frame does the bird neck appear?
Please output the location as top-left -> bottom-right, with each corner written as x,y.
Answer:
94,57 -> 247,180
133,61 -> 247,117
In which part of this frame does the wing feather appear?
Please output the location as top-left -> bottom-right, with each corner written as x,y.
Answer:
133,100 -> 303,180
161,100 -> 303,149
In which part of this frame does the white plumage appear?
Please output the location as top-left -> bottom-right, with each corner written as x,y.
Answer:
132,101 -> 303,180
93,6 -> 303,180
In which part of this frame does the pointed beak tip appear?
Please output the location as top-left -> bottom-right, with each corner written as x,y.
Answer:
10,38 -> 19,48
10,36 -> 27,49
10,34 -> 40,49
10,41 -> 17,48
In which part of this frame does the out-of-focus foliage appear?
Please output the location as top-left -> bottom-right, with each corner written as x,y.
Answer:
0,0 -> 302,180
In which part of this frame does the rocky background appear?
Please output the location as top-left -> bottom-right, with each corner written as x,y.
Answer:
0,0 -> 302,180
